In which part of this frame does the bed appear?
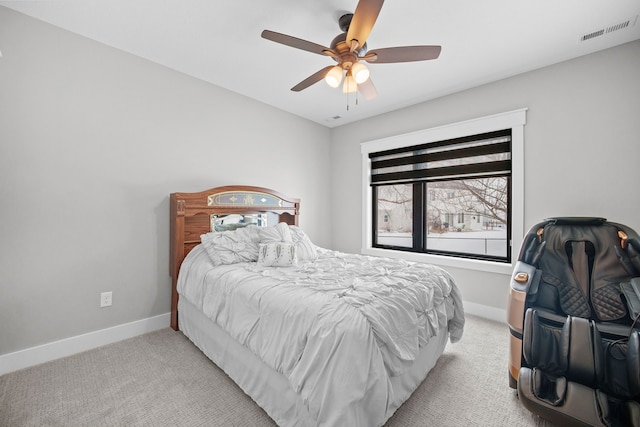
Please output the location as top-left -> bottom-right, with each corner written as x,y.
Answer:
169,185 -> 465,426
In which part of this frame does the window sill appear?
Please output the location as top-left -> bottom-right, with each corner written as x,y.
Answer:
361,246 -> 514,275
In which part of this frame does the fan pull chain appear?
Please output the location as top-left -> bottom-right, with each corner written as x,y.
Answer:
345,88 -> 359,111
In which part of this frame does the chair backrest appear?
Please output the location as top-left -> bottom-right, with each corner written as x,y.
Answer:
519,217 -> 640,323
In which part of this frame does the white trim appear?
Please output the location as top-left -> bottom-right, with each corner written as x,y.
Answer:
0,312 -> 170,376
361,108 -> 527,275
0,307 -> 505,375
463,301 -> 507,324
362,247 -> 514,275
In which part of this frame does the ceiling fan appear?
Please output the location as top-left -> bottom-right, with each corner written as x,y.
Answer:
261,0 -> 441,100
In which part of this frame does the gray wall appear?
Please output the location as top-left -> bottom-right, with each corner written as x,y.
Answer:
0,7 -> 331,355
330,40 -> 640,312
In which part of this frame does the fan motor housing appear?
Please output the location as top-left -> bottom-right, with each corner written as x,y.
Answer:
338,13 -> 353,32
330,33 -> 367,56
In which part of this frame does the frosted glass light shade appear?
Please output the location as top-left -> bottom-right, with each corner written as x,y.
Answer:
325,66 -> 343,88
351,62 -> 370,84
342,74 -> 357,93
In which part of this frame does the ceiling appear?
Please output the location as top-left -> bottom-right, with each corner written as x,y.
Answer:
2,1 -> 639,128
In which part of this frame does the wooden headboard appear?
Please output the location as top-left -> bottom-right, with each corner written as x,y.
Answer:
169,185 -> 300,330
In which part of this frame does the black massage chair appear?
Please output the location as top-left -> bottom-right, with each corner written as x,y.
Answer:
507,217 -> 640,426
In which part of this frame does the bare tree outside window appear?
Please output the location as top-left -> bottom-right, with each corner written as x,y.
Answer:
375,177 -> 508,257
376,184 -> 413,248
426,177 -> 508,257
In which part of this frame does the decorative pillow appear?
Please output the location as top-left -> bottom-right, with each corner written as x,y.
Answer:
257,242 -> 298,267
289,225 -> 319,261
200,225 -> 261,266
259,222 -> 293,243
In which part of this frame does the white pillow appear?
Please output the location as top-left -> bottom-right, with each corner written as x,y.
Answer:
257,242 -> 297,267
289,225 -> 319,261
233,225 -> 261,242
200,225 -> 261,265
259,222 -> 293,243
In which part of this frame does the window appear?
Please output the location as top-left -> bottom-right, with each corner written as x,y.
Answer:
361,109 -> 526,274
375,183 -> 414,248
370,129 -> 512,262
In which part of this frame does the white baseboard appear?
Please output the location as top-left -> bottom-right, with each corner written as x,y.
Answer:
0,312 -> 170,376
1,304 -> 501,376
463,301 -> 507,324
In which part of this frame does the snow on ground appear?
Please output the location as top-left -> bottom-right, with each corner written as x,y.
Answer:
378,229 -> 507,256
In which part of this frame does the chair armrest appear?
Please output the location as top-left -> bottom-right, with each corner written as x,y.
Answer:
621,278 -> 640,319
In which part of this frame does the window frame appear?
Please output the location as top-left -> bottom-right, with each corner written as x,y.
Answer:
361,109 -> 527,275
371,171 -> 512,263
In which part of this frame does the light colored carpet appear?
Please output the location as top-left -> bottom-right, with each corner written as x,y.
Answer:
0,315 -> 555,426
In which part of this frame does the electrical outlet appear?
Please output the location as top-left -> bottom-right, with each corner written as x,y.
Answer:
100,291 -> 112,308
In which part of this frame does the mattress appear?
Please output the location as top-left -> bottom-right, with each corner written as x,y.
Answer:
178,244 -> 465,426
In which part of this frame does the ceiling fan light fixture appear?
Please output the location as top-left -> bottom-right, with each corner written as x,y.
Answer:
262,0 -> 440,100
351,62 -> 370,84
342,72 -> 357,93
324,66 -> 343,88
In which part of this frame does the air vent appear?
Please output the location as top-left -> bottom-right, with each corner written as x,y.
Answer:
580,15 -> 638,42
581,29 -> 605,41
606,20 -> 632,33
327,115 -> 342,122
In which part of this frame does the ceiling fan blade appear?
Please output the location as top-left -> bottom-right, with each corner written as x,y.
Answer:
261,30 -> 336,57
346,0 -> 384,50
358,78 -> 377,100
291,66 -> 335,92
364,46 -> 442,63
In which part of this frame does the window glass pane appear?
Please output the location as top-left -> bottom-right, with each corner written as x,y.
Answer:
375,184 -> 413,248
426,177 -> 508,258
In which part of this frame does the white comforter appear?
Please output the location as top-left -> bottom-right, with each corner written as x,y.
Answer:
178,245 -> 465,426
